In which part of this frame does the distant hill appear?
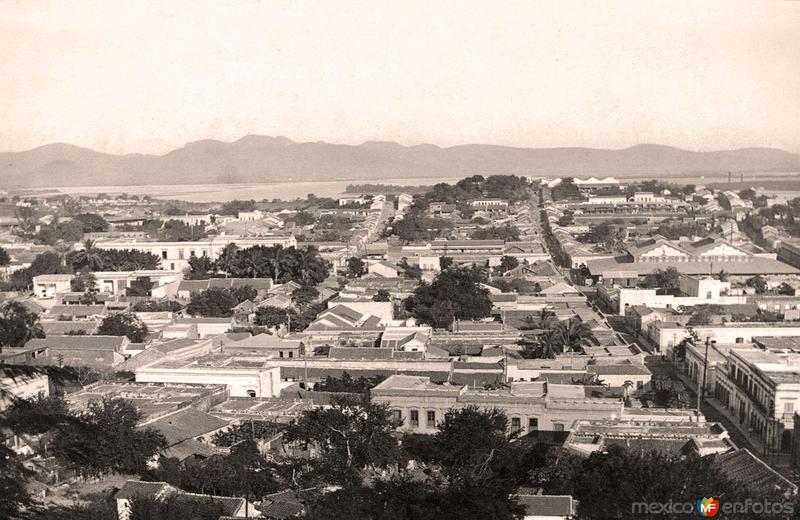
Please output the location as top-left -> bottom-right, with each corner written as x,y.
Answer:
1,136 -> 799,188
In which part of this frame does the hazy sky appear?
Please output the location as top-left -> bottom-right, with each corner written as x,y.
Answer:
2,0 -> 799,154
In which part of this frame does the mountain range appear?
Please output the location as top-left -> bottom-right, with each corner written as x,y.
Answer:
2,136 -> 800,188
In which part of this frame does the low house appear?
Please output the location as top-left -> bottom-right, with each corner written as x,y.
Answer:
222,333 -> 305,359
177,278 -> 273,300
367,260 -> 402,278
115,480 -> 259,520
172,317 -> 233,338
32,274 -> 73,299
380,326 -> 432,352
23,335 -> 129,369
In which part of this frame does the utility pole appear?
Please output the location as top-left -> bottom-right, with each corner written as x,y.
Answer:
696,336 -> 715,411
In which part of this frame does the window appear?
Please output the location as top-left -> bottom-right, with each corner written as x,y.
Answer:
288,351 -> 294,358
391,409 -> 402,423
637,380 -> 644,390
279,351 -> 284,358
190,250 -> 196,257
178,249 -> 184,260
528,418 -> 538,432
553,423 -> 564,432
511,417 -> 521,434
426,410 -> 436,427
161,250 -> 168,259
784,402 -> 794,414
246,390 -> 256,398
735,337 -> 744,344
170,263 -> 175,270
410,410 -> 419,428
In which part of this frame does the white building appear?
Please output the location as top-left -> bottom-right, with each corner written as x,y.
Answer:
32,274 -> 74,299
96,235 -> 297,272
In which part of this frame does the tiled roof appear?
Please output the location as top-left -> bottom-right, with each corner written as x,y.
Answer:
144,408 -> 229,446
114,480 -> 170,499
26,335 -> 125,351
588,363 -> 650,376
714,448 -> 798,494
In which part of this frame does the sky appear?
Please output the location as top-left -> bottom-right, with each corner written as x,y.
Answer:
1,0 -> 799,155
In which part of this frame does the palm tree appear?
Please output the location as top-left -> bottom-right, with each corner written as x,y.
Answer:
622,380 -> 635,406
217,243 -> 240,277
534,330 -> 559,359
53,240 -> 74,269
550,318 -> 594,353
72,239 -> 105,271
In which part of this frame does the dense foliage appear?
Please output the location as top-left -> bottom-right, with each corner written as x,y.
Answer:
405,267 -> 492,328
0,301 -> 45,348
97,313 -> 149,342
186,286 -> 256,317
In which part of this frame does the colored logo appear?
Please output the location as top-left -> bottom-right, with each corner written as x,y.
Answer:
696,497 -> 720,517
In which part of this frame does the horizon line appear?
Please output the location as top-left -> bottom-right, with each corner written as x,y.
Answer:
1,135 -> 798,157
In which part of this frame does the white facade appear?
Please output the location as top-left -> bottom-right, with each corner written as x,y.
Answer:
33,274 -> 73,299
97,235 -> 297,272
136,365 -> 282,398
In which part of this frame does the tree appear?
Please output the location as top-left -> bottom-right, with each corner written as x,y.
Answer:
72,213 -> 109,232
439,256 -> 454,270
591,221 -> 627,251
688,308 -> 714,326
716,269 -> 729,282
30,251 -> 67,276
97,313 -> 149,342
777,282 -> 796,296
0,301 -> 44,348
413,406 -> 526,520
405,267 -> 492,328
292,284 -> 319,306
220,199 -> 256,217
399,257 -> 422,279
70,239 -> 106,271
546,318 -> 594,354
71,248 -> 160,271
285,395 -> 401,485
316,372 -> 386,394
51,398 -> 166,476
149,440 -> 280,500
127,276 -> 154,297
187,255 -> 215,280
745,275 -> 768,294
498,255 -> 519,274
253,306 -> 296,329
4,394 -> 72,435
14,205 -> 37,238
34,219 -> 83,246
347,256 -> 366,278
0,444 -> 32,519
0,246 -> 10,267
186,288 -> 240,317
469,225 -> 521,241
372,289 -> 391,302
530,444 -> 777,520
644,267 -> 681,290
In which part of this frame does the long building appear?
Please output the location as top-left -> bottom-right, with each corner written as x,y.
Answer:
96,235 -> 297,272
370,374 -> 624,434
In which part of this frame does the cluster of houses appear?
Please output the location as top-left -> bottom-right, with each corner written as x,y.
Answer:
5,178 -> 800,517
